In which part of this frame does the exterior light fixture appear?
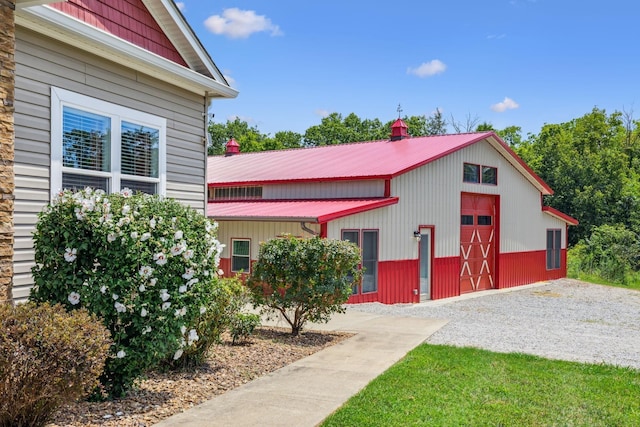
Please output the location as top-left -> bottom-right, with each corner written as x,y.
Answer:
413,230 -> 421,242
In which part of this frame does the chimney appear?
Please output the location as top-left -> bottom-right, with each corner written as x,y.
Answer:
225,138 -> 240,156
390,118 -> 409,141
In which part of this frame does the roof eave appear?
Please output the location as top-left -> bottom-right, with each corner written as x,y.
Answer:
16,5 -> 238,99
542,206 -> 579,225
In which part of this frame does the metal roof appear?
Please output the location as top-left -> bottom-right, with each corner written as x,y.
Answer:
207,132 -> 553,195
207,198 -> 399,223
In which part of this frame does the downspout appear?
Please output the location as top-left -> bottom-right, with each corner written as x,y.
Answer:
203,92 -> 213,213
300,222 -> 318,236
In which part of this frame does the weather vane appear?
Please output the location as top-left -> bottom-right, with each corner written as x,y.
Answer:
397,103 -> 403,118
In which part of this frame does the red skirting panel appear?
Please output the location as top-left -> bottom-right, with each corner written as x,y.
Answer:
432,256 -> 461,300
498,249 -> 567,288
348,260 -> 419,304
219,258 -> 231,278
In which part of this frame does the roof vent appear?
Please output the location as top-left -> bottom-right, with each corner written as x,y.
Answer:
390,118 -> 409,141
225,138 -> 240,156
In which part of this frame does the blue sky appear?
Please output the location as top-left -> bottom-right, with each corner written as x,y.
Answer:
175,0 -> 638,138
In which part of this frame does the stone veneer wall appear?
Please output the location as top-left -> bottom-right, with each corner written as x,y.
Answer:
0,0 -> 15,304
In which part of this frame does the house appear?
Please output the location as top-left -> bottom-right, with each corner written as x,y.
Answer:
1,0 -> 238,303
207,120 -> 578,304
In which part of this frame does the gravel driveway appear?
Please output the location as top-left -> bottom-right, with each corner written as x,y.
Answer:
348,279 -> 640,369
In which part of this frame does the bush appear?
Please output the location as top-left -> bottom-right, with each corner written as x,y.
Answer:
29,188 -> 224,397
0,302 -> 111,427
229,313 -> 261,345
169,277 -> 259,367
247,235 -> 361,336
569,224 -> 640,284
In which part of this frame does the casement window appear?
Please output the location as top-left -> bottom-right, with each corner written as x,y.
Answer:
231,239 -> 251,273
51,87 -> 166,197
463,163 -> 497,185
341,229 -> 378,294
546,229 -> 562,270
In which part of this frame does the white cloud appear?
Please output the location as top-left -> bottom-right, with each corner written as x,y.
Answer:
487,33 -> 506,40
491,97 -> 520,112
174,2 -> 185,11
204,8 -> 283,39
407,59 -> 447,78
228,114 -> 257,125
223,74 -> 236,87
314,109 -> 331,118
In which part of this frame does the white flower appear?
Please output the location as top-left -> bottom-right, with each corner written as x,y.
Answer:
100,285 -> 107,294
174,230 -> 183,240
218,269 -> 225,277
174,307 -> 187,318
64,248 -> 77,262
116,350 -> 126,358
149,278 -> 157,287
139,265 -> 153,278
180,325 -> 187,335
186,278 -> 199,287
68,291 -> 80,305
170,242 -> 186,256
160,289 -> 170,301
112,293 -> 119,300
142,326 -> 152,335
139,284 -> 146,292
121,188 -> 132,198
173,349 -> 184,360
182,268 -> 194,280
122,205 -> 131,215
75,208 -> 86,221
107,233 -> 116,243
199,306 -> 207,314
154,252 -> 168,266
183,249 -> 194,260
140,308 -> 148,317
130,231 -> 138,239
140,232 -> 151,241
178,285 -> 187,293
114,302 -> 126,313
188,329 -> 199,345
149,218 -> 156,229
162,302 -> 171,311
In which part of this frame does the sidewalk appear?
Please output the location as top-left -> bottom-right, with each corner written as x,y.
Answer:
154,310 -> 448,427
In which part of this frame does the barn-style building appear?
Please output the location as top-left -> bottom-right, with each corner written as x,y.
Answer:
207,120 -> 577,304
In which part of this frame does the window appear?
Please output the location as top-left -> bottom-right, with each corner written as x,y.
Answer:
341,229 -> 378,295
231,239 -> 251,272
546,229 -> 562,270
463,163 -> 497,185
461,215 -> 474,225
51,87 -> 166,197
463,163 -> 480,183
478,215 -> 492,226
211,186 -> 263,201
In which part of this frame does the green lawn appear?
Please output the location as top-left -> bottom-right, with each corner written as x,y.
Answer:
321,344 -> 640,427
568,271 -> 640,291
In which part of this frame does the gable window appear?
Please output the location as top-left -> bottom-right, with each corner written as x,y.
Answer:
51,87 -> 166,197
231,239 -> 251,273
463,163 -> 497,185
546,229 -> 562,270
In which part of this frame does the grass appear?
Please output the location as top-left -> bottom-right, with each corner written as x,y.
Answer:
567,270 -> 640,291
321,344 -> 640,427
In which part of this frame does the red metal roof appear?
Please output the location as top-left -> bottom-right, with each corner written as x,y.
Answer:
207,132 -> 553,195
207,198 -> 399,223
542,206 -> 579,225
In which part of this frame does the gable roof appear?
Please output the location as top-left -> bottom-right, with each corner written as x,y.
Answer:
15,0 -> 238,99
207,132 -> 553,195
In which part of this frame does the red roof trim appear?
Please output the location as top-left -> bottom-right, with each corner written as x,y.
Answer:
542,206 -> 579,225
318,198 -> 398,223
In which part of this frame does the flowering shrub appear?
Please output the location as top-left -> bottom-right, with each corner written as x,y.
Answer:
248,235 -> 362,336
0,302 -> 111,427
29,188 -> 224,397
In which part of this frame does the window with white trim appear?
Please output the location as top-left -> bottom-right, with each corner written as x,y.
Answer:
51,87 -> 166,197
231,239 -> 251,273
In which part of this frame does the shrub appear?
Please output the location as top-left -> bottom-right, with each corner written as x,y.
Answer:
0,302 -> 111,427
569,224 -> 640,284
247,235 -> 361,336
229,313 -> 261,345
29,188 -> 224,397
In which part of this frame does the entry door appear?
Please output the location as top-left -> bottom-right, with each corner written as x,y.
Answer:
419,229 -> 431,300
460,194 -> 495,293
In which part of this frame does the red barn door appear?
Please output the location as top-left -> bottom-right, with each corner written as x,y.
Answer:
460,193 -> 496,293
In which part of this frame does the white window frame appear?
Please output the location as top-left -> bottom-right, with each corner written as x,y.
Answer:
231,238 -> 251,273
50,87 -> 166,198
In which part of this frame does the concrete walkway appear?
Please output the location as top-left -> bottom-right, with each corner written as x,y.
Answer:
154,311 -> 448,427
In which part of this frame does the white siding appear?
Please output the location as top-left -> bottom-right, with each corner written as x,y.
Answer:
216,221 -> 320,261
264,180 -> 385,199
328,139 -> 566,262
12,27 -> 210,300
